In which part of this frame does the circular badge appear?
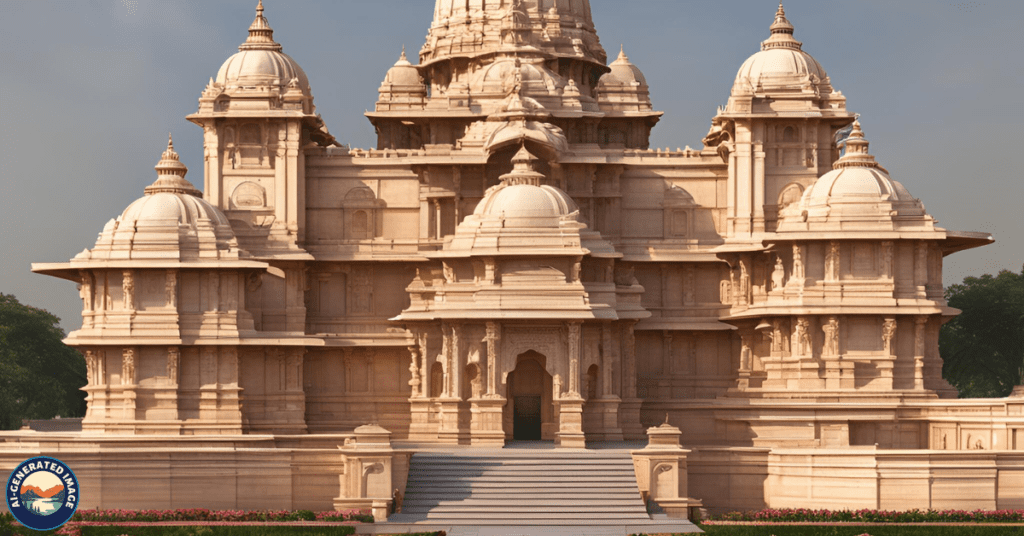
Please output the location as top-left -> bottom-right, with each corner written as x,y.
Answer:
6,456 -> 79,531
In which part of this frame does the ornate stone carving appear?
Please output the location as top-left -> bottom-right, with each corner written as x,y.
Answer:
79,271 -> 94,312
122,347 -> 136,385
825,241 -> 840,282
85,350 -> 97,385
738,258 -> 750,305
165,270 -> 177,308
822,316 -> 839,357
792,244 -> 805,281
740,332 -> 753,372
683,265 -> 695,305
122,270 -> 135,310
408,345 -> 421,395
882,318 -> 897,355
167,347 -> 180,384
880,241 -> 894,279
771,255 -> 785,291
793,318 -> 811,357
484,322 -> 500,397
567,322 -> 582,397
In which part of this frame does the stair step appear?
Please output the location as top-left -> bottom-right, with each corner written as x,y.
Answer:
417,512 -> 653,520
404,498 -> 643,506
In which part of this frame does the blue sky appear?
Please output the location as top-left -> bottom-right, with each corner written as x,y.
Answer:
1,0 -> 1020,331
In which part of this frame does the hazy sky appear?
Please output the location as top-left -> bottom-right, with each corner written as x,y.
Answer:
1,0 -> 1020,332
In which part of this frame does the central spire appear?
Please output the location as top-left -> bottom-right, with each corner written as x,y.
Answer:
761,2 -> 802,51
240,0 -> 282,51
422,0 -> 606,65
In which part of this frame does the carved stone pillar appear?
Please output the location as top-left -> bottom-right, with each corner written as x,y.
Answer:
408,344 -> 422,397
121,347 -> 137,421
122,270 -> 135,311
914,316 -> 927,389
166,270 -> 178,309
620,321 -> 644,439
167,347 -> 180,385
567,322 -> 582,397
484,322 -> 501,398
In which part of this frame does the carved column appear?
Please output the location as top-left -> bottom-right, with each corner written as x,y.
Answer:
79,270 -> 94,328
567,322 -> 582,397
620,321 -> 644,439
914,316 -> 927,389
167,347 -> 180,385
824,241 -> 840,282
484,322 -> 501,397
408,344 -> 422,398
121,347 -> 137,421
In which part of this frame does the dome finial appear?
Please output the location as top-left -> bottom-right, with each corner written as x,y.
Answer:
147,134 -> 201,196
762,1 -> 800,51
240,0 -> 281,51
499,145 -> 546,187
833,116 -> 880,170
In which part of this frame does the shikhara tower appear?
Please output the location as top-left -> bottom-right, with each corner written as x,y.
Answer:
20,0 -> 1017,516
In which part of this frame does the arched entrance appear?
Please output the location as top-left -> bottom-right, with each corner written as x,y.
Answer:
504,351 -> 554,440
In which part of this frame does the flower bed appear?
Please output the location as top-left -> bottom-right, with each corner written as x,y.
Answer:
711,508 -> 1024,524
69,508 -> 373,523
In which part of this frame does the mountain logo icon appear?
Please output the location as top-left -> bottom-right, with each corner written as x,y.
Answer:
6,456 -> 80,531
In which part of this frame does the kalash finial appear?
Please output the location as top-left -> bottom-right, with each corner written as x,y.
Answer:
146,134 -> 201,196
833,117 -> 880,170
499,145 -> 546,187
762,1 -> 800,51
240,0 -> 281,51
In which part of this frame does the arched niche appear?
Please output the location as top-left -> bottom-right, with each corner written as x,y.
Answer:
342,186 -> 386,240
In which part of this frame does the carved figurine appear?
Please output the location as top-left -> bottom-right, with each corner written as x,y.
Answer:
793,318 -> 811,357
822,317 -> 839,357
771,256 -> 785,291
122,270 -> 135,310
167,347 -> 179,384
122,348 -> 135,385
792,245 -> 805,281
882,318 -> 897,355
825,241 -> 840,282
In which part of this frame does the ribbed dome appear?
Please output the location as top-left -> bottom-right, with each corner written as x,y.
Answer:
732,3 -> 830,95
215,1 -> 310,94
599,46 -> 647,87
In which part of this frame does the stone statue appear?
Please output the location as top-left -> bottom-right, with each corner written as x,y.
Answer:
792,245 -> 805,281
825,241 -> 840,282
167,347 -> 179,384
122,270 -> 135,310
85,350 -> 97,385
740,334 -> 753,372
882,318 -> 897,355
165,270 -> 177,308
443,262 -> 456,284
794,318 -> 810,356
122,348 -> 135,385
79,271 -> 94,311
771,256 -> 785,291
822,317 -> 839,357
572,261 -> 581,283
408,346 -> 421,393
880,241 -> 894,279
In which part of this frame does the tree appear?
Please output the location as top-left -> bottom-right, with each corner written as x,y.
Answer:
940,269 -> 1024,398
0,293 -> 86,429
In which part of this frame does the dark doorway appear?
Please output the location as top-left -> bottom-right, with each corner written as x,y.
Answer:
513,395 -> 542,440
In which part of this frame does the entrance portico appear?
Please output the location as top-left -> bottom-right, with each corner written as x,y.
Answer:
395,147 -> 649,447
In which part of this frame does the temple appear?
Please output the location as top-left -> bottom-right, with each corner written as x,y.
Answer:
10,0 -> 1024,521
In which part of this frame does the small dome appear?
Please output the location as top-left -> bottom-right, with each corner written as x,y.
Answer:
599,46 -> 648,88
382,47 -> 423,87
777,120 -> 931,232
732,3 -> 830,95
82,137 -> 240,261
481,184 -> 578,220
215,1 -> 311,94
120,137 -> 232,230
472,146 -> 578,225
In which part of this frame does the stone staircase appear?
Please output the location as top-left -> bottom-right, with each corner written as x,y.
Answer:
380,446 -> 701,535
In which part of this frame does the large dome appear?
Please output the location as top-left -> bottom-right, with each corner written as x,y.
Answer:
215,2 -> 310,94
732,4 -> 831,96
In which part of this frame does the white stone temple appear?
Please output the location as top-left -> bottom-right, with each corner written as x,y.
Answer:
7,0 -> 1024,522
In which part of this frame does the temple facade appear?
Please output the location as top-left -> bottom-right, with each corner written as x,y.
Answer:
16,0 -> 1024,515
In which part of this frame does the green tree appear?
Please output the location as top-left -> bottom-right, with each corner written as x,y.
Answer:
0,293 -> 86,429
940,269 -> 1024,398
